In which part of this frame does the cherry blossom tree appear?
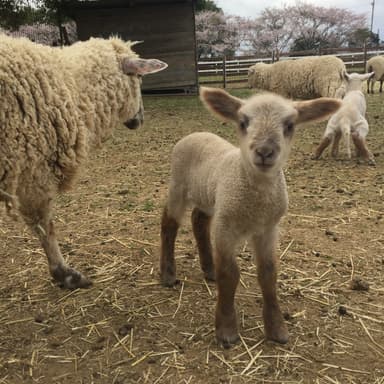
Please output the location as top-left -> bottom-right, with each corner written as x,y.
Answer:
289,2 -> 367,52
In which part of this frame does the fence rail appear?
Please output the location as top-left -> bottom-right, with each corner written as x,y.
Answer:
198,47 -> 384,88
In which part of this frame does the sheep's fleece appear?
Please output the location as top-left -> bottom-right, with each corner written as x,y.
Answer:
248,55 -> 346,99
0,34 -> 167,288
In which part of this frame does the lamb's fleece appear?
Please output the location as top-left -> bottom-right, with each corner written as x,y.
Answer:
248,55 -> 346,99
0,35 -> 165,289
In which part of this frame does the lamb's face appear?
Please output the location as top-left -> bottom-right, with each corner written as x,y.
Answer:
200,87 -> 342,175
238,95 -> 297,173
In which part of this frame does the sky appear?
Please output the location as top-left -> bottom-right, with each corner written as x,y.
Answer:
214,0 -> 383,40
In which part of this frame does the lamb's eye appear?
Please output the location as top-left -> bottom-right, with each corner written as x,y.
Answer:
284,121 -> 294,136
239,116 -> 249,132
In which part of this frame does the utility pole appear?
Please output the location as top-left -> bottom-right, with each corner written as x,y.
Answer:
370,0 -> 375,34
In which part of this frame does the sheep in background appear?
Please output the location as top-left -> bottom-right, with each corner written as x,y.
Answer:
311,72 -> 375,165
248,56 -> 346,99
366,56 -> 384,94
160,87 -> 340,347
0,35 -> 167,289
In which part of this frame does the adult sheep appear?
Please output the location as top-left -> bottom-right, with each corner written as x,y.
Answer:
366,55 -> 384,93
0,35 -> 167,289
248,56 -> 346,99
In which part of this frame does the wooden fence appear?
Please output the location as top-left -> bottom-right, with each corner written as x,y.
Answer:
198,46 -> 384,88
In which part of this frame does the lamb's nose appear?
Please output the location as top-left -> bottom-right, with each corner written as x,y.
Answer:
256,146 -> 274,162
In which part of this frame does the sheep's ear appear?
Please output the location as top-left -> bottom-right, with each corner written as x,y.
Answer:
294,98 -> 341,124
200,87 -> 243,122
122,57 -> 168,76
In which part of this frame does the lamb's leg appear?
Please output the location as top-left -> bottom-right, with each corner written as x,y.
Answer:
331,131 -> 342,158
380,80 -> 383,93
21,200 -> 91,289
214,243 -> 240,347
352,131 -> 375,165
191,208 -> 215,281
251,229 -> 288,344
160,206 -> 180,287
311,135 -> 332,160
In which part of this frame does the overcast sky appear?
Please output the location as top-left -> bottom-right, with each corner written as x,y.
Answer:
214,0 -> 383,40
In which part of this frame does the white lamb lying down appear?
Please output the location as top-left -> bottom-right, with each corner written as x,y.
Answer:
312,72 -> 376,165
160,87 -> 340,347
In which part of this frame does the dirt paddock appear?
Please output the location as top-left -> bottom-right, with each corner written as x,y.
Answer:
0,89 -> 383,383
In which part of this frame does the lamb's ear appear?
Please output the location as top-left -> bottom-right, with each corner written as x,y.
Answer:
122,57 -> 168,76
361,71 -> 375,81
200,87 -> 244,122
294,98 -> 341,124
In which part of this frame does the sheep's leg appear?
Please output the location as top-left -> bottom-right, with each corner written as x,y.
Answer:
311,135 -> 332,159
160,206 -> 180,287
380,80 -> 383,93
214,242 -> 240,347
191,208 -> 215,281
21,201 -> 91,289
331,131 -> 342,158
251,229 -> 288,344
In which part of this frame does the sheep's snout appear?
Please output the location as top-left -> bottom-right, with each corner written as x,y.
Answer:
124,107 -> 144,129
252,141 -> 280,170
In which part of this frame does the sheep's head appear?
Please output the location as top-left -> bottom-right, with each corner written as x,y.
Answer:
200,87 -> 341,175
343,72 -> 375,93
109,37 -> 168,130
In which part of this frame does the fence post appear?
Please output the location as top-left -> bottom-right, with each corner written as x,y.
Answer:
223,55 -> 227,89
363,40 -> 367,73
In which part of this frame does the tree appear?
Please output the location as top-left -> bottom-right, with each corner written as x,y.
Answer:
247,6 -> 295,59
195,0 -> 221,12
288,2 -> 367,51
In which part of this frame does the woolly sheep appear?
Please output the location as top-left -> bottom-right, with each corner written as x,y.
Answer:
311,72 -> 375,165
248,56 -> 346,99
160,87 -> 340,346
366,55 -> 384,93
0,35 -> 167,289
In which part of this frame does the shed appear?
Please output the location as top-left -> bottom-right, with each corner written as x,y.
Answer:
65,0 -> 198,94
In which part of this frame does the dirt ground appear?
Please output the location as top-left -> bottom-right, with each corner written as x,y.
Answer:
0,89 -> 383,384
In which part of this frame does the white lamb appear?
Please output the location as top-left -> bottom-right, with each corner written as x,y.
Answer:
248,56 -> 346,99
160,87 -> 340,347
366,55 -> 384,94
312,72 -> 375,165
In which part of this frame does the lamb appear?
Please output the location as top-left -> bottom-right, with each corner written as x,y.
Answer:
366,55 -> 384,94
160,87 -> 340,346
0,35 -> 167,289
248,56 -> 346,99
311,72 -> 375,165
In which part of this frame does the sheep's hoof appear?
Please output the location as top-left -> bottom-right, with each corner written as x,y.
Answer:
310,154 -> 319,160
52,266 -> 92,289
368,158 -> 376,166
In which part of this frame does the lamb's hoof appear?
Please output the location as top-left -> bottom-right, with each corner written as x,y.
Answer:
161,274 -> 179,287
368,158 -> 376,166
216,328 -> 240,349
216,310 -> 239,348
310,154 -> 319,160
52,266 -> 92,290
265,324 -> 289,344
204,269 -> 216,282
